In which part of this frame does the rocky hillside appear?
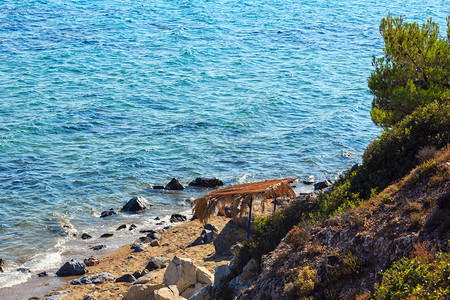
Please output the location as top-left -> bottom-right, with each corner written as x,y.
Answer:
235,147 -> 450,299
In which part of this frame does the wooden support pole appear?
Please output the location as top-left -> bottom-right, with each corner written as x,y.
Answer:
247,196 -> 253,240
273,196 -> 277,212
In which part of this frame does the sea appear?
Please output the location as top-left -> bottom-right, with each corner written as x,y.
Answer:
0,0 -> 447,297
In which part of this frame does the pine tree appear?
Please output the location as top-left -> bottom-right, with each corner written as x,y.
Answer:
368,15 -> 450,128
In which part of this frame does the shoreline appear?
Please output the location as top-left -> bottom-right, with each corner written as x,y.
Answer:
3,214 -> 234,300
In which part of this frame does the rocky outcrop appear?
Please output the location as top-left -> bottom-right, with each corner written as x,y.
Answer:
165,178 -> 185,190
188,178 -> 224,188
116,274 -> 136,283
161,256 -> 214,297
313,180 -> 332,191
56,259 -> 87,277
122,197 -> 151,213
80,233 -> 92,239
70,272 -> 116,285
213,221 -> 247,256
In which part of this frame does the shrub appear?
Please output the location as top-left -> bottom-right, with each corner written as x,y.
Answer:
348,101 -> 450,199
375,243 -> 450,299
296,266 -> 318,297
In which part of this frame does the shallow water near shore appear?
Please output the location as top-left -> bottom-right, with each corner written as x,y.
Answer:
0,0 -> 448,295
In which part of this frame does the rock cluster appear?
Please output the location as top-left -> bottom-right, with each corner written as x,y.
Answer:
56,259 -> 87,277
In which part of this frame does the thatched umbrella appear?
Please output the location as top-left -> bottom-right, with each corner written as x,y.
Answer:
192,178 -> 297,239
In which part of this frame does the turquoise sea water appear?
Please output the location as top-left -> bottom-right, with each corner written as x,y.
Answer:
0,0 -> 448,291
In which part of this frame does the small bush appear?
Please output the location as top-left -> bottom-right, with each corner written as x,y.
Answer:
296,266 -> 318,297
327,253 -> 361,281
285,225 -> 311,249
375,244 -> 450,299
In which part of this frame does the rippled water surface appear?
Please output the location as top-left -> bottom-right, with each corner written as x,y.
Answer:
0,0 -> 447,290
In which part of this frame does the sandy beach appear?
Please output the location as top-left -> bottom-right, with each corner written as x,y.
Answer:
35,215 -> 233,300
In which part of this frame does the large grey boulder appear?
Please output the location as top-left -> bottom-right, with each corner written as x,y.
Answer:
70,272 -> 116,285
213,264 -> 231,286
314,180 -> 332,191
170,213 -> 187,223
213,221 -> 247,256
124,284 -> 165,300
196,266 -> 214,285
56,259 -> 87,277
122,197 -> 151,213
163,256 -> 197,294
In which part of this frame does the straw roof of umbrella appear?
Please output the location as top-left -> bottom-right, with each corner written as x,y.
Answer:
192,178 -> 297,224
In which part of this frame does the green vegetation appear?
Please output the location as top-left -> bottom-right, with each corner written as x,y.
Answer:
375,243 -> 450,299
368,15 -> 450,128
230,15 -> 450,295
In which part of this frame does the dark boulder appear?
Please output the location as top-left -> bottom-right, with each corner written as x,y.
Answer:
170,213 -> 187,223
188,177 -> 224,188
56,259 -> 87,277
116,224 -> 127,231
152,185 -> 165,190
84,257 -> 99,267
115,274 -> 136,283
146,230 -> 163,240
37,271 -> 48,277
188,229 -> 217,248
121,197 -> 151,213
132,269 -> 149,279
90,245 -> 106,251
100,208 -> 118,218
145,256 -> 169,271
129,224 -> 137,231
100,233 -> 113,238
164,178 -> 185,190
81,233 -> 92,240
16,268 -> 31,273
314,180 -> 332,191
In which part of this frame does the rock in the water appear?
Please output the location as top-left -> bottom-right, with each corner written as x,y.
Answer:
116,224 -> 127,230
84,256 -> 99,267
16,268 -> 31,273
188,177 -> 224,188
116,274 -> 136,283
122,197 -> 151,213
0,258 -> 7,273
170,213 -> 187,223
314,180 -> 332,191
100,208 -> 118,218
56,259 -> 87,277
213,221 -> 247,256
163,256 -> 197,294
80,233 -> 92,240
37,271 -> 48,277
129,224 -> 137,231
164,178 -> 185,190
145,256 -> 169,271
100,233 -> 113,238
152,185 -> 165,190
70,272 -> 116,285
90,245 -> 106,251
